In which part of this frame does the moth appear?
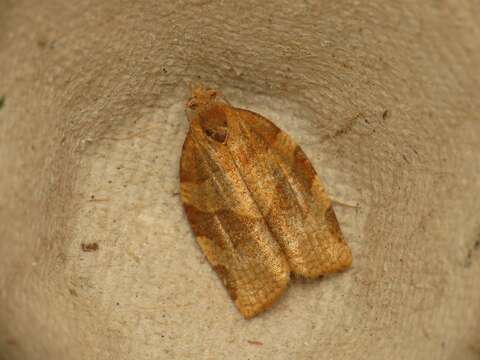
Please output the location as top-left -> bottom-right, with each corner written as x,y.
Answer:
180,85 -> 352,319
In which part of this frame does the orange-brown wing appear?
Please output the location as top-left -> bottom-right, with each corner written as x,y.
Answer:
225,107 -> 352,278
180,126 -> 290,319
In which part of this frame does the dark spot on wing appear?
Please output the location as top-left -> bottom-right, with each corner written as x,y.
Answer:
325,205 -> 343,240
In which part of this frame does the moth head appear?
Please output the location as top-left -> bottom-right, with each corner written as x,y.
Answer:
186,84 -> 229,143
186,84 -> 218,110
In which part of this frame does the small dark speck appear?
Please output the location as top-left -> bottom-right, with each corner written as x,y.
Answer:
108,180 -> 112,184
0,96 -> 5,110
90,195 -> 95,200
402,154 -> 409,163
464,238 -> 480,268
37,39 -> 47,48
172,191 -> 180,197
69,288 -> 78,297
382,110 -> 390,120
162,67 -> 167,74
5,338 -> 17,345
116,302 -> 120,306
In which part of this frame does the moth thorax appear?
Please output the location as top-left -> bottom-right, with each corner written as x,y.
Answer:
199,106 -> 229,143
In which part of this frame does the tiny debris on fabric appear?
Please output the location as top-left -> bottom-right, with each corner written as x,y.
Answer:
180,85 -> 352,319
81,242 -> 99,252
247,340 -> 264,346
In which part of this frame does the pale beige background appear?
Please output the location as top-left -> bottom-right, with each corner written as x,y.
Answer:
1,1 -> 479,359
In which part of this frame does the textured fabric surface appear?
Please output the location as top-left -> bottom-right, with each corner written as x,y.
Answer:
0,1 -> 479,359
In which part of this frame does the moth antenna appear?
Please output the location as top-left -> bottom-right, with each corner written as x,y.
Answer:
331,199 -> 359,209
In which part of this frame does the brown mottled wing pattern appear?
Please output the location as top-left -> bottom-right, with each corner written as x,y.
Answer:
180,121 -> 290,319
180,90 -> 352,319
228,107 -> 352,278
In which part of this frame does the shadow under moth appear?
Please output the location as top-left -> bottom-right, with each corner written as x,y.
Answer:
180,85 -> 352,319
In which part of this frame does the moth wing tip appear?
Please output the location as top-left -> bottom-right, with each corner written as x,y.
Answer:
236,274 -> 290,319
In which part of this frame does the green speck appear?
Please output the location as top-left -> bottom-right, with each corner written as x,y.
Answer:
0,96 -> 4,110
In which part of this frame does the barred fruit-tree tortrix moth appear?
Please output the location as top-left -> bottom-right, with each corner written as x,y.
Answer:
180,85 -> 352,319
